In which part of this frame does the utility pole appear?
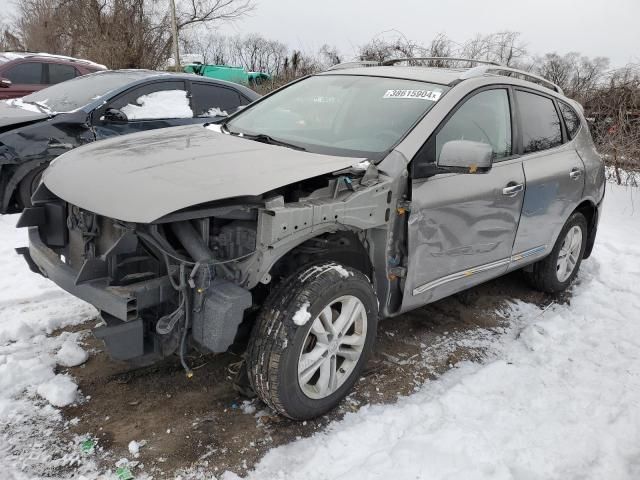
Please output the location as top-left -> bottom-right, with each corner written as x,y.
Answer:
169,0 -> 181,71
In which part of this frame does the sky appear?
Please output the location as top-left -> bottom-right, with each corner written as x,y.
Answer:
220,0 -> 640,67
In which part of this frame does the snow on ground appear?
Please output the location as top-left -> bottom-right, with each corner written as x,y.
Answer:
0,215 -> 97,478
232,185 -> 640,480
0,184 -> 639,479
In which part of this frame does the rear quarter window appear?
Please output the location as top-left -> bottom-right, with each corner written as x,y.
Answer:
558,101 -> 581,140
516,90 -> 562,154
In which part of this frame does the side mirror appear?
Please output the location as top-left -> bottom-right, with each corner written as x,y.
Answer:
0,77 -> 11,88
438,140 -> 493,173
103,108 -> 128,122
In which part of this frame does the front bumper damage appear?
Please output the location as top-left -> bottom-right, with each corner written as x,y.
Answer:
19,226 -> 252,363
23,226 -> 172,321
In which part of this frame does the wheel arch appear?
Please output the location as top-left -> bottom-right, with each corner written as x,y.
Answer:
267,230 -> 374,286
1,159 -> 47,213
573,198 -> 599,259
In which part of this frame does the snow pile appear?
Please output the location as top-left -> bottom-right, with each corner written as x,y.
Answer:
235,185 -> 640,479
36,374 -> 79,408
56,337 -> 89,367
0,214 -> 97,477
293,302 -> 312,326
122,90 -> 193,120
128,439 -> 146,457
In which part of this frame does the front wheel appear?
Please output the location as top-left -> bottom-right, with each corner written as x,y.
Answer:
247,262 -> 378,420
524,212 -> 588,293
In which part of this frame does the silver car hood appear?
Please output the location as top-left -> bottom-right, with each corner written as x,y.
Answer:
44,124 -> 361,223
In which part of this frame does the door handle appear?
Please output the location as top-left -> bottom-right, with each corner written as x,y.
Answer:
569,168 -> 583,180
502,183 -> 524,197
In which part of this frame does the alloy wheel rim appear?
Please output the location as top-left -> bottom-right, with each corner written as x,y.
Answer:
297,295 -> 367,400
556,225 -> 582,282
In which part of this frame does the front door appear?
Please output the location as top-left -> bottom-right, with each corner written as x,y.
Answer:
510,89 -> 585,266
402,88 -> 525,312
93,80 -> 196,140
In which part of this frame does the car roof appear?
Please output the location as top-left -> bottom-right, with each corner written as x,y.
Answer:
319,66 -> 466,86
69,69 -> 259,111
99,69 -> 260,100
0,51 -> 107,69
318,62 -> 565,97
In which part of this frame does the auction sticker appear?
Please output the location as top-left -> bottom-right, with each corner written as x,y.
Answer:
383,89 -> 442,101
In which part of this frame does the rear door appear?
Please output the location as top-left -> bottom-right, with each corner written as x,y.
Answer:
509,89 -> 585,267
402,87 -> 525,312
93,80 -> 193,140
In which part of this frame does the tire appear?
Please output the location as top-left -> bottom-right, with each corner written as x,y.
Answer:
247,262 -> 378,420
524,212 -> 588,293
17,165 -> 46,209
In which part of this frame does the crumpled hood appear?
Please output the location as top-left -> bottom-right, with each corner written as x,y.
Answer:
0,101 -> 50,129
44,124 -> 362,223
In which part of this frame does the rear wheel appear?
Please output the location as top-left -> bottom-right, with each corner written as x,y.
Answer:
246,262 -> 378,420
524,212 -> 588,293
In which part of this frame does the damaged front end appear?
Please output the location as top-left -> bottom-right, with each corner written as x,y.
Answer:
18,159 -> 395,369
18,185 -> 256,367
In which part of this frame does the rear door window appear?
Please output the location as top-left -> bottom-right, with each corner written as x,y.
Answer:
191,83 -> 243,117
516,90 -> 562,153
109,81 -> 191,120
558,101 -> 581,140
5,62 -> 44,84
48,63 -> 77,84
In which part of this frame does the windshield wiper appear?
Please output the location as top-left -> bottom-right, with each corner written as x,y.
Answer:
243,133 -> 306,151
222,123 -> 306,151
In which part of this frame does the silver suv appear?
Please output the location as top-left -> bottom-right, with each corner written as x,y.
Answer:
18,59 -> 605,420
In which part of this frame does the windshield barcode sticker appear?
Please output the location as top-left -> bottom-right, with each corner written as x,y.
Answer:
383,89 -> 442,101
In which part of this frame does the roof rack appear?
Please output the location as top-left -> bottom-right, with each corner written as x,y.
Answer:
460,65 -> 563,94
324,56 -> 563,95
326,61 -> 381,71
382,57 -> 501,67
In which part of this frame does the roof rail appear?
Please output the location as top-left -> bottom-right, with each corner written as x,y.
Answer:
327,61 -> 381,71
382,57 -> 501,67
460,65 -> 564,94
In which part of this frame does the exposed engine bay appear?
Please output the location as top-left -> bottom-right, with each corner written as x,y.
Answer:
18,161 -> 401,371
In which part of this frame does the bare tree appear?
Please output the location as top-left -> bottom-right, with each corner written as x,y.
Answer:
534,52 -> 609,101
358,30 -> 426,63
426,33 -> 453,66
318,44 -> 341,67
9,0 -> 254,69
586,64 -> 640,182
460,31 -> 527,66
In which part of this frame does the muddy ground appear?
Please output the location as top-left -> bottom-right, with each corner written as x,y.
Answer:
60,270 -> 560,477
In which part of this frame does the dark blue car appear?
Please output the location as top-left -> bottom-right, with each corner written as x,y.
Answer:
0,69 -> 259,213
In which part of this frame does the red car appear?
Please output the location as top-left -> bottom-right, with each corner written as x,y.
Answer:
0,52 -> 106,99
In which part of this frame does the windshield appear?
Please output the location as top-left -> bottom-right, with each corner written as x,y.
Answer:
22,72 -> 153,112
226,75 -> 448,159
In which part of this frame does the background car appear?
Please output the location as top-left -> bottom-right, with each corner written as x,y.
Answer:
0,69 -> 260,213
0,52 -> 107,99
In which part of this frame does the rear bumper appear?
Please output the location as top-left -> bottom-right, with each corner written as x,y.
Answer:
22,226 -> 173,321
